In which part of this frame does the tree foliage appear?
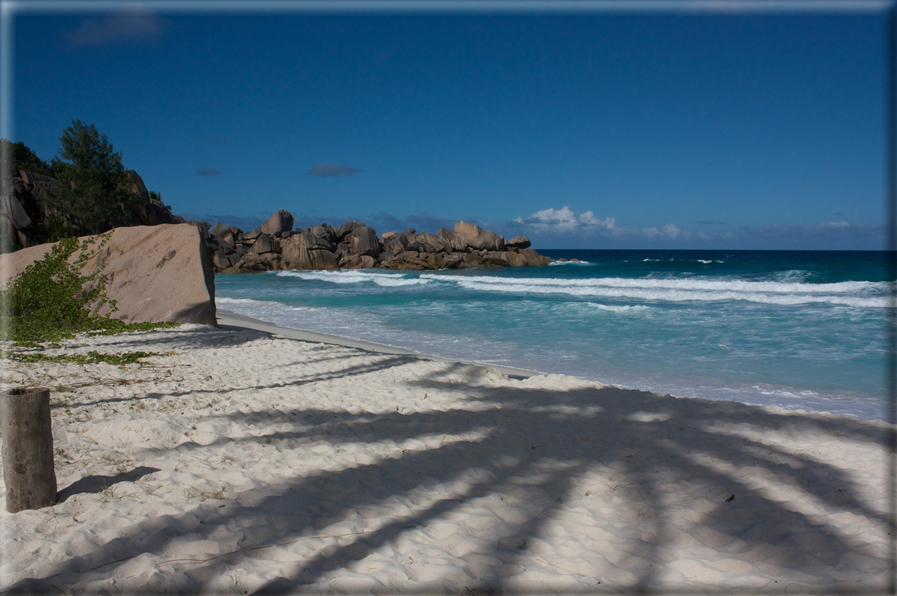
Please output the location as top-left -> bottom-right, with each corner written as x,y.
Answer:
46,120 -> 131,235
0,139 -> 52,177
3,123 -> 175,246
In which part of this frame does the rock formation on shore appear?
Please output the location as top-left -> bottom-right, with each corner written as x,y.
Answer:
0,169 -> 185,252
0,224 -> 216,325
202,210 -> 552,274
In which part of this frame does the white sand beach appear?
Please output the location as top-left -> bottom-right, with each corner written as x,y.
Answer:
0,316 -> 893,595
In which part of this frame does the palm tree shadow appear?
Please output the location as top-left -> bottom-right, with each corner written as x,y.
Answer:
12,360 -> 893,595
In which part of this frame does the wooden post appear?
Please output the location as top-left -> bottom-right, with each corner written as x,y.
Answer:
1,387 -> 57,513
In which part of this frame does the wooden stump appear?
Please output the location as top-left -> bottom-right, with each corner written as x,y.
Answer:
1,387 -> 57,513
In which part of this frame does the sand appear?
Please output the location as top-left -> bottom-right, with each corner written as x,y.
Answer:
0,315 -> 893,595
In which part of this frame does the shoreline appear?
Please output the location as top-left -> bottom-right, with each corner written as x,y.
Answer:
217,307 -> 887,422
1,322 -> 893,593
216,308 -> 541,380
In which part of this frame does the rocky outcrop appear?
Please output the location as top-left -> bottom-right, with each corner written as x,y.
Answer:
1,174 -> 42,251
204,210 -> 552,274
0,224 -> 216,325
0,169 -> 185,253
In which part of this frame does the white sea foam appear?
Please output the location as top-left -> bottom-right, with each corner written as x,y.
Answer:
415,274 -> 888,307
548,260 -> 591,265
771,269 -> 815,283
586,303 -> 650,313
251,269 -> 887,307
216,297 -> 259,305
217,297 -> 309,313
217,297 -> 304,309
277,270 -> 431,287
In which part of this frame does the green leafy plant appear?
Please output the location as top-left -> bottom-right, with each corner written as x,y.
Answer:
34,213 -> 79,244
0,231 -> 178,344
86,321 -> 179,337
9,350 -> 165,366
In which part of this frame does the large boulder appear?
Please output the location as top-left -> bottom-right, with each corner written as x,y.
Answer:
242,227 -> 263,241
305,247 -> 339,270
346,225 -> 381,257
280,241 -> 301,266
212,249 -> 239,270
0,195 -> 33,231
437,228 -> 468,252
414,232 -> 448,254
442,252 -> 464,269
0,224 -> 216,325
505,235 -> 532,249
210,221 -> 233,238
118,170 -> 185,228
259,209 -> 294,237
310,224 -> 335,242
520,248 -> 553,267
334,221 -> 363,240
341,254 -> 377,269
282,244 -> 338,270
248,233 -> 278,254
125,170 -> 150,202
503,251 -> 527,267
233,253 -> 268,272
423,253 -> 444,269
482,251 -> 511,267
382,233 -> 409,256
217,231 -> 236,251
461,252 -> 484,267
454,221 -> 501,251
287,230 -> 333,251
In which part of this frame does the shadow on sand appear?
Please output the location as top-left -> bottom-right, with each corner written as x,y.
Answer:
4,335 -> 894,595
56,467 -> 161,503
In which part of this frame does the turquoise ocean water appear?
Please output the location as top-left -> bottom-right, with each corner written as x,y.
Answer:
215,250 -> 892,421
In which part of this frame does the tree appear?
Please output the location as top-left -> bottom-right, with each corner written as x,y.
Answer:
47,120 -> 130,235
0,139 -> 51,177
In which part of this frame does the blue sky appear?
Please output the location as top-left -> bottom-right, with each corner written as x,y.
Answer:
4,1 -> 891,249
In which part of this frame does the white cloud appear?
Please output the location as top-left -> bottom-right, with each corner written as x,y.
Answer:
579,211 -> 619,231
514,205 -> 689,240
515,206 -> 579,231
69,9 -> 168,47
577,210 -> 601,225
507,206 -> 881,248
663,223 -> 681,238
515,206 -> 624,233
